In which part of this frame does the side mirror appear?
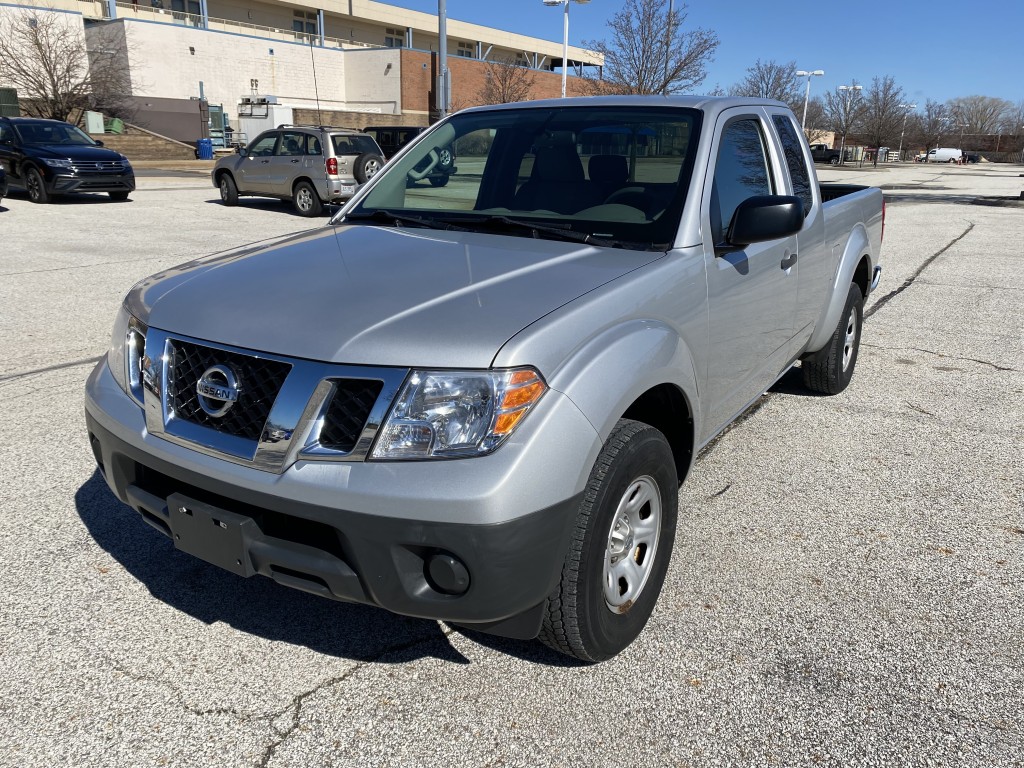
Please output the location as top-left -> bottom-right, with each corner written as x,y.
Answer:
94,139 -> 104,147
237,146 -> 246,155
717,195 -> 803,254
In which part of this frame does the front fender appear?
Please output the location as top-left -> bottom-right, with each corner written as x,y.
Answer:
547,317 -> 700,461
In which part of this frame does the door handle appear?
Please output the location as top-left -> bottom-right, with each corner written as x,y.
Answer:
260,159 -> 270,164
290,159 -> 300,164
781,253 -> 798,270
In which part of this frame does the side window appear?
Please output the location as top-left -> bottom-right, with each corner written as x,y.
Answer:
0,122 -> 12,143
772,115 -> 812,217
277,131 -> 305,156
306,135 -> 322,156
247,133 -> 278,157
711,118 -> 773,243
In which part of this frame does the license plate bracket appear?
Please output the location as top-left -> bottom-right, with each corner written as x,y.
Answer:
168,493 -> 258,577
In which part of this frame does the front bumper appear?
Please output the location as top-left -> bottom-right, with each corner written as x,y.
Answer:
84,359 -> 598,638
50,170 -> 135,195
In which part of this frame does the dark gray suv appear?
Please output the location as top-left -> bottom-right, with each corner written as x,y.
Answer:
212,125 -> 385,216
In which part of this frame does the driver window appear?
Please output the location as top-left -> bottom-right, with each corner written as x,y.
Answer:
711,118 -> 773,243
247,133 -> 278,157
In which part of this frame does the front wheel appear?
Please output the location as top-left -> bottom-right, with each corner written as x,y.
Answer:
802,282 -> 864,394
25,167 -> 50,204
108,191 -> 130,201
540,419 -> 678,662
219,174 -> 238,206
829,156 -> 840,165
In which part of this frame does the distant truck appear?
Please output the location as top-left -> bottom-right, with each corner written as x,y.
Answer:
808,143 -> 842,165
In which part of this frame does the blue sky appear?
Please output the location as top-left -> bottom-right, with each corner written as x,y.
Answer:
388,0 -> 1024,107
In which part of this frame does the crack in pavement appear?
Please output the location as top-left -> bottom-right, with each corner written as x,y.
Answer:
0,356 -> 102,383
1,255 -> 167,278
256,629 -> 456,768
862,343 -> 1016,372
864,222 -> 975,319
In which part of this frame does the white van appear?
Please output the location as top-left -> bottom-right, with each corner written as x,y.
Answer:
926,147 -> 963,163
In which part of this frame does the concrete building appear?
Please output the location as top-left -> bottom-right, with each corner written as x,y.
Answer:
1,0 -> 602,144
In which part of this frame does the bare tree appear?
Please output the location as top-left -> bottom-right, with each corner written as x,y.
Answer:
728,59 -> 801,109
823,81 -> 866,164
946,95 -> 1013,135
476,57 -> 536,105
803,95 -> 831,144
859,75 -> 905,165
0,8 -> 135,123
583,0 -> 719,95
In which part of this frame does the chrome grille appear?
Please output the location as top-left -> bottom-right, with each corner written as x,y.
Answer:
71,160 -> 128,173
319,380 -> 384,452
168,340 -> 291,441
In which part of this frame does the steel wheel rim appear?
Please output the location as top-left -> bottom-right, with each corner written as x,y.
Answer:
603,475 -> 662,613
219,179 -> 229,201
296,186 -> 313,211
842,306 -> 858,371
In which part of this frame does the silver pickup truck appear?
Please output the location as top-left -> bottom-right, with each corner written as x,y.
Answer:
85,97 -> 884,662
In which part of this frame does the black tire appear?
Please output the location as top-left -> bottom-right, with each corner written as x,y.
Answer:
428,175 -> 449,188
108,191 -> 130,201
25,167 -> 50,204
219,174 -> 238,206
353,153 -> 385,184
802,282 -> 864,394
292,180 -> 323,217
829,155 -> 840,165
540,419 -> 678,662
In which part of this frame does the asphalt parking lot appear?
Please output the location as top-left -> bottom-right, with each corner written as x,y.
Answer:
0,163 -> 1021,767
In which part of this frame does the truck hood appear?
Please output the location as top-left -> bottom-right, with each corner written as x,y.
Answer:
138,225 -> 661,368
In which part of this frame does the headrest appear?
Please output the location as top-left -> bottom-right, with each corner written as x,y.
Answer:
589,155 -> 628,185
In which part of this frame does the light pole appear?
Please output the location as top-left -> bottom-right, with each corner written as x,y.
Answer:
542,0 -> 590,98
837,84 -> 862,165
896,103 -> 916,161
662,0 -> 675,96
795,69 -> 824,131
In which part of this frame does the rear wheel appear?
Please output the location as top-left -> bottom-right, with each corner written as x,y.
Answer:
802,282 -> 864,394
25,167 -> 50,204
292,180 -> 323,217
540,419 -> 678,662
108,191 -> 130,201
829,155 -> 840,165
219,174 -> 238,206
428,175 -> 449,188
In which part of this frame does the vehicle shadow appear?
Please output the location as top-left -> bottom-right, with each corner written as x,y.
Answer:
4,189 -> 131,205
75,470 -> 469,664
203,198 -> 340,218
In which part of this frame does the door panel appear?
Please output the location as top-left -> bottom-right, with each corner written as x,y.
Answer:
237,132 -> 278,193
701,112 -> 798,439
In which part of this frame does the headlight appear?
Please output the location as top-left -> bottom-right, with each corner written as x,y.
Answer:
107,306 -> 148,406
371,368 -> 547,460
41,158 -> 73,169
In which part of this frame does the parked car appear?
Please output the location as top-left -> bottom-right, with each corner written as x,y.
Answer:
87,96 -> 884,662
964,152 -> 980,164
0,166 -> 6,206
808,143 -> 842,165
925,147 -> 963,163
0,116 -> 135,204
212,125 -> 385,216
362,125 -> 456,187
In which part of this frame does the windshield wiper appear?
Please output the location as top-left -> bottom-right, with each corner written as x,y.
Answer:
343,209 -> 470,232
457,215 -> 618,247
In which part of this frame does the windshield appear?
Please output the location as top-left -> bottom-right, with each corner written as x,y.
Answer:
343,106 -> 701,250
14,121 -> 97,146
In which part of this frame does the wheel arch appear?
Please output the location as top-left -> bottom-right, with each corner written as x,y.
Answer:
806,221 -> 873,354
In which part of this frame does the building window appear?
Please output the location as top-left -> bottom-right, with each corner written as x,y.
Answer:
385,27 -> 404,48
456,41 -> 474,58
293,10 -> 317,39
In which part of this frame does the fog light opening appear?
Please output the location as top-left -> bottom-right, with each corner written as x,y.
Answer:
425,552 -> 470,596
